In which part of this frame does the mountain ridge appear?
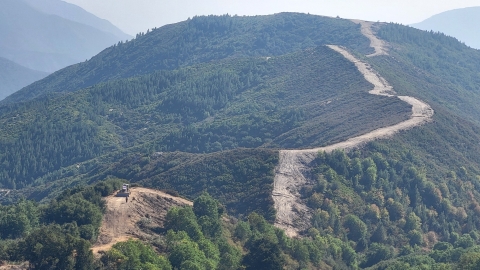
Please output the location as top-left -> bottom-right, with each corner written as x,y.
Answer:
2,13 -> 480,269
22,0 -> 131,40
0,0 -> 130,73
1,13 -> 373,105
0,57 -> 48,101
411,6 -> 480,49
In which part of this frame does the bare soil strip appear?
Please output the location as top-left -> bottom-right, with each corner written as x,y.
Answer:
273,34 -> 433,237
351,20 -> 389,57
92,187 -> 192,255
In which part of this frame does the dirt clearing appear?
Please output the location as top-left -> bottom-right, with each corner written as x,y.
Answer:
91,187 -> 192,255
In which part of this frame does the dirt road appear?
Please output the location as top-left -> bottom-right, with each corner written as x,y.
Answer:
91,187 -> 192,255
351,20 -> 389,57
272,24 -> 433,237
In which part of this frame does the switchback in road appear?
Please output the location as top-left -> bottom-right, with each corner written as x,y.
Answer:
272,22 -> 434,237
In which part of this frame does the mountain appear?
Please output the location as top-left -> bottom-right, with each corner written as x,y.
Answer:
0,57 -> 48,101
2,13 -> 480,269
2,13 -> 372,105
22,0 -> 131,40
0,0 -> 131,73
411,6 -> 480,49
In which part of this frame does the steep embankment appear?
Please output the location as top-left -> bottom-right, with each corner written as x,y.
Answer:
273,21 -> 434,237
92,187 -> 192,255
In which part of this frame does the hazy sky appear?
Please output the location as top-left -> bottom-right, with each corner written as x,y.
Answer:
63,0 -> 480,35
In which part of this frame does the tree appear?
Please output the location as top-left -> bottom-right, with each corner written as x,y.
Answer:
216,237 -> 242,270
165,207 -> 203,241
386,198 -> 405,221
405,212 -> 421,232
102,239 -> 171,270
43,196 -> 102,228
408,230 -> 423,247
234,221 -> 252,241
458,252 -> 480,270
343,214 -> 367,242
193,193 -> 222,238
167,232 -> 212,270
22,225 -> 94,270
243,237 -> 285,270
371,223 -> 387,243
362,243 -> 394,268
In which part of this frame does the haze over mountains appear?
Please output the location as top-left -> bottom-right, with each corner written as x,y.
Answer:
0,57 -> 48,101
0,0 -> 131,101
0,0 -> 131,73
411,6 -> 480,49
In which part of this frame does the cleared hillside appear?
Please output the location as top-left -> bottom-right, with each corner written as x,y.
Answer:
92,187 -> 192,255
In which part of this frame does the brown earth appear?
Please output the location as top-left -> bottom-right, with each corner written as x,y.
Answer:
0,263 -> 28,270
351,20 -> 389,57
272,24 -> 434,237
91,187 -> 192,255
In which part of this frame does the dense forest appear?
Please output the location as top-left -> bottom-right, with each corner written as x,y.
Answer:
4,178 -> 480,269
2,13 -> 480,269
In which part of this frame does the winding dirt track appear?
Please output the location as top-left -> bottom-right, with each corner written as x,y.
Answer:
351,20 -> 389,57
272,22 -> 434,237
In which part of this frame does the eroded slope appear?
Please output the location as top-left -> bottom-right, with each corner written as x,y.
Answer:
92,187 -> 192,255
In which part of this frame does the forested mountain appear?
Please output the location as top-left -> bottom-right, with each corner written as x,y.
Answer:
0,45 -> 410,190
411,6 -> 480,49
0,0 -> 130,73
2,13 -> 372,104
2,13 -> 480,269
0,57 -> 48,101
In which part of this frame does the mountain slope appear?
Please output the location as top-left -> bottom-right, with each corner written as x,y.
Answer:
0,57 -> 48,101
92,187 -> 192,254
0,45 -> 410,190
2,13 -> 373,105
411,6 -> 480,49
3,13 -> 480,269
22,0 -> 131,40
0,0 -> 127,73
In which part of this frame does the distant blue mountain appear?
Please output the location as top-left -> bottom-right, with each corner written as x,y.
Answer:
0,0 -> 132,73
411,6 -> 480,49
22,0 -> 131,41
0,57 -> 48,101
